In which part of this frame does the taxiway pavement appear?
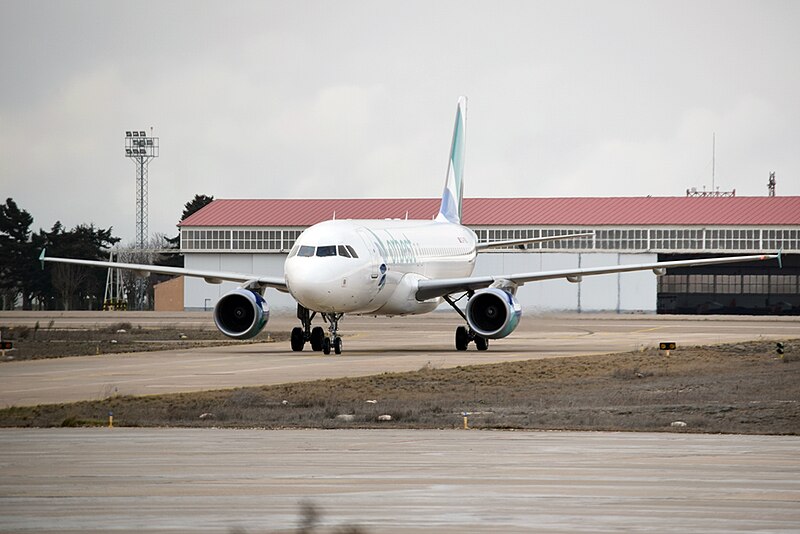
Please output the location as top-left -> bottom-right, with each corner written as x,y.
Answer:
1,313 -> 799,406
0,428 -> 798,533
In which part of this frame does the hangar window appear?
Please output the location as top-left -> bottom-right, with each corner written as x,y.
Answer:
283,230 -> 303,251
764,229 -> 799,252
541,229 -> 592,250
658,274 -> 687,293
742,275 -> 769,294
771,275 -> 798,294
715,275 -> 741,294
689,274 -> 715,293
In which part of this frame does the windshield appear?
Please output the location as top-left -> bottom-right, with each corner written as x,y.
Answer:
293,244 -> 359,258
297,245 -> 315,257
316,245 -> 337,257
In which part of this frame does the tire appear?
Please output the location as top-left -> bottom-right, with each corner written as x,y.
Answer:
333,337 -> 342,355
290,327 -> 305,352
310,326 -> 325,351
475,336 -> 489,351
455,326 -> 469,351
322,337 -> 331,355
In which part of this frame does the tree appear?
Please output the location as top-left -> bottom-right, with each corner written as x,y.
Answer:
181,194 -> 215,221
41,222 -> 120,310
159,194 -> 215,268
0,198 -> 36,310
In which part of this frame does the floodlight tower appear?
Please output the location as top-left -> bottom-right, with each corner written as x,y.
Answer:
124,129 -> 159,310
125,129 -> 159,249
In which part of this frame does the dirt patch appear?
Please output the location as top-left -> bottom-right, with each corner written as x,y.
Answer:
1,339 -> 797,434
0,323 -> 287,361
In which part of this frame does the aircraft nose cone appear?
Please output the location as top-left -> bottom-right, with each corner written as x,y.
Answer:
285,258 -> 355,312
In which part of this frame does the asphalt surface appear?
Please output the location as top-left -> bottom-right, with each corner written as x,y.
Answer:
2,312 -> 799,406
2,313 -> 798,533
0,428 -> 797,533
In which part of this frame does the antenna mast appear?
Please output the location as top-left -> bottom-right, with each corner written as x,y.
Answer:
685,132 -> 734,197
711,133 -> 715,194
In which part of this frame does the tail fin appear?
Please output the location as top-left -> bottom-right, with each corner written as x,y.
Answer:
435,96 -> 467,224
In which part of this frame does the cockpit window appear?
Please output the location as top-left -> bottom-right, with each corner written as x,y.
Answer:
316,245 -> 337,257
295,244 -> 359,258
297,245 -> 315,257
288,243 -> 300,258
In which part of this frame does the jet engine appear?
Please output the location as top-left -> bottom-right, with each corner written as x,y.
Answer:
465,288 -> 522,339
213,289 -> 270,339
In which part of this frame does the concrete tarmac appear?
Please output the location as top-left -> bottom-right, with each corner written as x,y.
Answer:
0,428 -> 798,533
1,313 -> 799,406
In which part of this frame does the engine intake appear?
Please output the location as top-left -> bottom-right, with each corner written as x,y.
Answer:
465,288 -> 522,339
213,289 -> 269,339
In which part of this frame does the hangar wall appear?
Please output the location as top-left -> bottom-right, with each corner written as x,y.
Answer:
183,252 -> 657,313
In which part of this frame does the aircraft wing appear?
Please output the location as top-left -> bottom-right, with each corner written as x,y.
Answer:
475,232 -> 594,251
40,251 -> 289,292
415,253 -> 779,301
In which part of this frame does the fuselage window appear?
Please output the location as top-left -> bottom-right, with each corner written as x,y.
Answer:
337,245 -> 351,258
345,245 -> 358,258
297,245 -> 315,257
316,245 -> 337,257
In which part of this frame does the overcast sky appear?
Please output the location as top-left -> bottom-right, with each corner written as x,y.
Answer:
1,1 -> 798,242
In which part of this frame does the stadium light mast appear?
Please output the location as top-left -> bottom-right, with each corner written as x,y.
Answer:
123,129 -> 159,310
125,129 -> 159,249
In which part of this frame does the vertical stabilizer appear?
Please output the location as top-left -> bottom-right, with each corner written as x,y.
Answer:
436,96 -> 467,224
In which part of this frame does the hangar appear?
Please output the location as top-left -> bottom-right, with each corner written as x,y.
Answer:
179,196 -> 800,315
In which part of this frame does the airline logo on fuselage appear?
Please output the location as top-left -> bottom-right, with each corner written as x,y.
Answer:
364,228 -> 418,265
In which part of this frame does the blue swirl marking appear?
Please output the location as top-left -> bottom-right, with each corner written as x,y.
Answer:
378,274 -> 386,290
380,263 -> 387,274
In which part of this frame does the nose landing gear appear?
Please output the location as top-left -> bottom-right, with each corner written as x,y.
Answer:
291,304 -> 343,355
321,312 -> 343,355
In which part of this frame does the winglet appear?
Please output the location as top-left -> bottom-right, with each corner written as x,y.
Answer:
39,248 -> 46,270
778,248 -> 783,269
435,96 -> 467,224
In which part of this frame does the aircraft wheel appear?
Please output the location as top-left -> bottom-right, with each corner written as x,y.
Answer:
322,337 -> 331,355
455,326 -> 469,351
290,327 -> 305,352
333,337 -> 342,355
475,336 -> 489,351
310,327 -> 325,351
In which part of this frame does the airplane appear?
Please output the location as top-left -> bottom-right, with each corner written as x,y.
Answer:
41,97 -> 779,354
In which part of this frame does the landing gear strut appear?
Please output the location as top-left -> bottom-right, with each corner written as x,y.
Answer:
445,295 -> 489,352
291,304 -> 324,352
290,305 -> 343,355
321,312 -> 343,355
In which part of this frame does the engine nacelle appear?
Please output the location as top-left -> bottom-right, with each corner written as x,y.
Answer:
465,288 -> 522,339
213,289 -> 269,340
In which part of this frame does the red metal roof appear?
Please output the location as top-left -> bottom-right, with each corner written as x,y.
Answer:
180,196 -> 800,227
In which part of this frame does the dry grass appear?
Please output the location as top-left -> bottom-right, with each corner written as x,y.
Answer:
1,339 -> 797,435
0,323 -> 285,361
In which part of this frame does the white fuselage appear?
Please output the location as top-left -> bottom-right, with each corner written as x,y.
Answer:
284,219 -> 477,315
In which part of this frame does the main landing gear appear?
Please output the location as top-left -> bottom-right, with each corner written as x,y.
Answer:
291,304 -> 343,355
444,295 -> 489,352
